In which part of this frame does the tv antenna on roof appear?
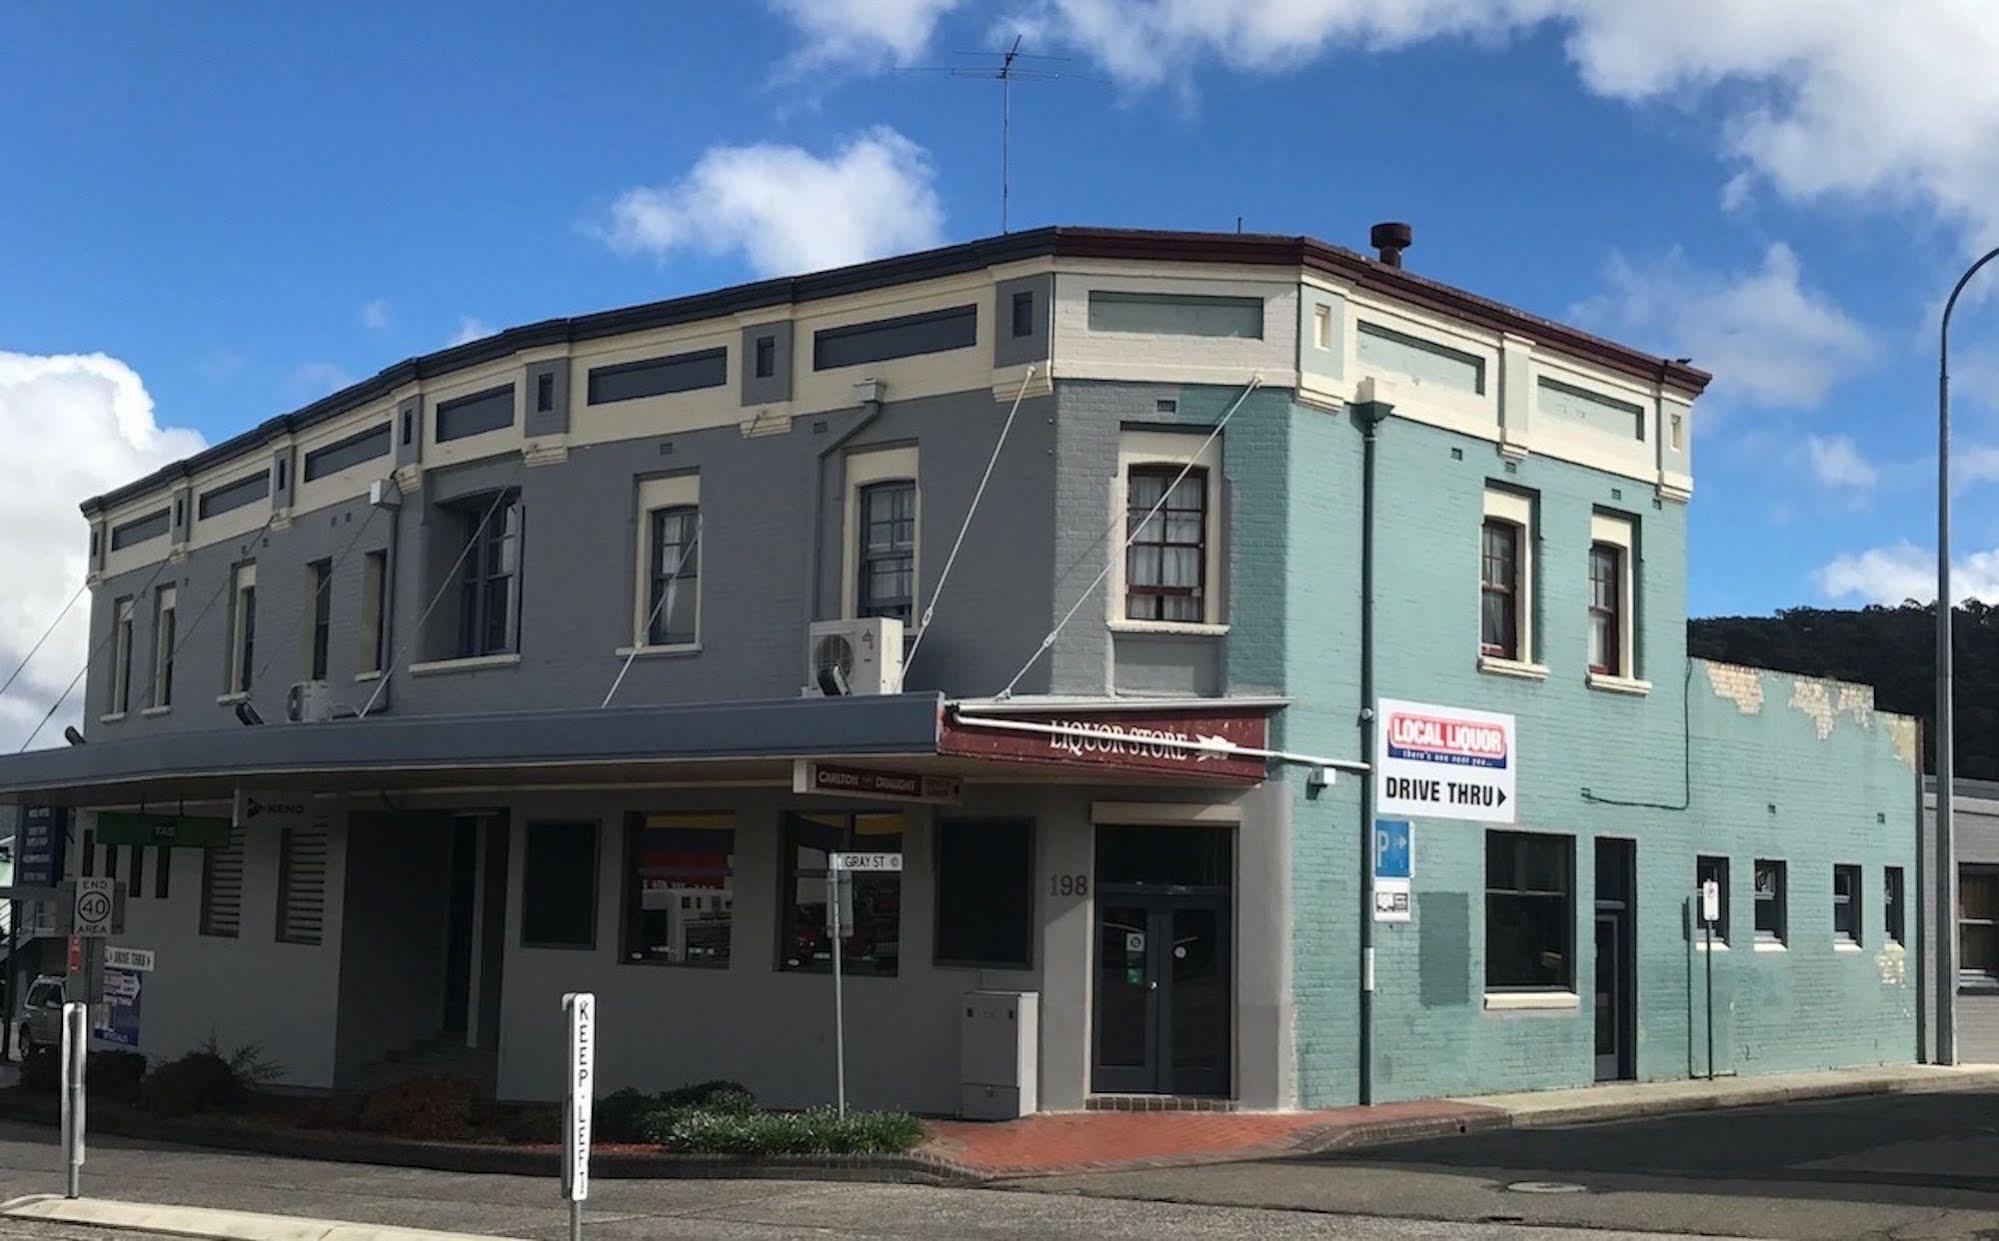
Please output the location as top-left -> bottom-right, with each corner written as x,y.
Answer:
904,36 -> 1094,234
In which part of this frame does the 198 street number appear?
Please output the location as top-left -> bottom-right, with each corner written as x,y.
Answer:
1050,874 -> 1089,897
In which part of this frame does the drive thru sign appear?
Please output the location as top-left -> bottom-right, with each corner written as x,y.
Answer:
1374,698 -> 1517,824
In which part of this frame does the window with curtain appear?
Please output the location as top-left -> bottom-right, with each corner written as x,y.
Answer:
1481,519 -> 1520,659
1588,543 -> 1622,674
857,481 -> 915,623
1124,465 -> 1207,622
455,496 -> 523,658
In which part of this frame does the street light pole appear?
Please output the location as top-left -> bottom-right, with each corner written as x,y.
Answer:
1936,245 -> 1999,1066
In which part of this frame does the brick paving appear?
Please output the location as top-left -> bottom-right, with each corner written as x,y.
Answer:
922,1099 -> 1499,1177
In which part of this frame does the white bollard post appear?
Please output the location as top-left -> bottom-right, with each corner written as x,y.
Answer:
59,1001 -> 86,1199
560,993 -> 594,1241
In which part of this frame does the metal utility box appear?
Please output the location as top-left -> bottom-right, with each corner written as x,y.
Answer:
960,990 -> 1038,1120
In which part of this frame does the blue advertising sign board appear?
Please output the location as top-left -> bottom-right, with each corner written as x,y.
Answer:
18,805 -> 68,888
94,969 -> 141,1048
1374,818 -> 1413,923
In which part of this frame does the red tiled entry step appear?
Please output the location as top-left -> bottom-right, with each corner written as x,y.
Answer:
922,1099 -> 1504,1178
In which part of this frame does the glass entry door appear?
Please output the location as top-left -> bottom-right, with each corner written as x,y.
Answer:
1092,826 -> 1233,1097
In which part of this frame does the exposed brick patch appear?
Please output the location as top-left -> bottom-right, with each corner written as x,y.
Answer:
1791,677 -> 1837,739
1887,715 -> 1919,769
1705,662 -> 1765,714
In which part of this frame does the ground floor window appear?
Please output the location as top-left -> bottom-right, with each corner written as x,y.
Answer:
521,821 -> 598,948
1885,866 -> 1905,946
1963,865 -> 1998,980
780,812 -> 903,976
624,813 -> 734,966
934,820 -> 1033,968
1485,830 -> 1573,990
1754,859 -> 1787,944
200,827 -> 244,939
1833,863 -> 1862,946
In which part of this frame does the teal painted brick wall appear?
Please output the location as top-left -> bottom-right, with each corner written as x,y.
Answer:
1264,402 -> 1919,1106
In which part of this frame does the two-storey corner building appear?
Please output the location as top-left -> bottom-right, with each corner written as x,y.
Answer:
0,226 -> 1923,1114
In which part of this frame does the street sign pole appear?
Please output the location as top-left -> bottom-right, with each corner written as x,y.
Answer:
828,870 -> 846,1120
560,992 -> 594,1241
59,1001 -> 85,1199
1699,880 -> 1719,1081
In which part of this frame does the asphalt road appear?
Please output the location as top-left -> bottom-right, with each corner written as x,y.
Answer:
1016,1088 -> 1999,1240
0,1119 -> 1717,1241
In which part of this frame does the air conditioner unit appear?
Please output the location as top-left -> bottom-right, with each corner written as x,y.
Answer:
285,680 -> 336,723
805,618 -> 904,697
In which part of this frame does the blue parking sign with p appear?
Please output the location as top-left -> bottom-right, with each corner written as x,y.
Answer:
1374,818 -> 1413,882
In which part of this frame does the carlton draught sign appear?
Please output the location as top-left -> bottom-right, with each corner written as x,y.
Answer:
1375,698 -> 1516,823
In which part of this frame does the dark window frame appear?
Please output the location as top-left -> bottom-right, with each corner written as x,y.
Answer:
1754,858 -> 1787,944
110,596 -> 134,715
361,549 -> 389,674
621,813 -> 735,968
308,559 -> 332,680
1696,854 -> 1730,945
231,571 -> 257,695
1833,863 -> 1862,946
777,812 -> 904,976
434,384 -> 516,443
153,587 -> 176,709
754,334 -> 776,379
813,304 -> 978,371
520,820 -> 601,950
302,423 -> 392,482
1087,289 -> 1266,340
1885,866 -> 1906,945
110,508 -> 170,551
1011,290 -> 1034,338
1124,465 -> 1209,623
857,479 -> 916,623
1481,518 -> 1521,659
535,371 -> 555,413
454,495 -> 524,659
198,471 -> 271,520
1962,864 -> 1998,981
587,348 -> 728,405
1484,830 -> 1575,992
933,819 -> 1035,970
646,505 -> 700,647
1588,542 -> 1622,675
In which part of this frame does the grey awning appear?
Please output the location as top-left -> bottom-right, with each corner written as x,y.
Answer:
0,693 -> 944,807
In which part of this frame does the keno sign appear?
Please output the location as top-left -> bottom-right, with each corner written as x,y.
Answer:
1374,697 -> 1516,823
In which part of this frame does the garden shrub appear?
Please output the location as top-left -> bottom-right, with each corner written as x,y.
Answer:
358,1073 -> 478,1141
90,1050 -> 148,1104
593,1088 -> 660,1143
643,1105 -> 924,1157
18,1046 -> 57,1093
139,1052 -> 243,1117
657,1079 -> 756,1113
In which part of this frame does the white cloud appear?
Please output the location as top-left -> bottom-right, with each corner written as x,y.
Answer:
1815,540 -> 1999,606
0,352 -> 205,750
768,0 -> 964,69
448,317 -> 495,347
1003,1 -> 1999,245
360,299 -> 389,330
1801,433 -> 1878,493
596,127 -> 946,277
1571,243 -> 1871,409
294,362 -> 354,396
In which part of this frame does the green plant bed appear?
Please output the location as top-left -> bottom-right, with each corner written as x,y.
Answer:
643,1105 -> 925,1157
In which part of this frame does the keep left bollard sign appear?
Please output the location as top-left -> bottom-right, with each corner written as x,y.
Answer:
561,993 -> 595,1205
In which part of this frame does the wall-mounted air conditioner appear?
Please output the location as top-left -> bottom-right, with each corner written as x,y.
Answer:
285,680 -> 336,723
804,617 -> 904,697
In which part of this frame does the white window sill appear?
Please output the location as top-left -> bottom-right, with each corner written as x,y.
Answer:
140,706 -> 172,719
215,691 -> 248,706
1694,939 -> 1730,952
1478,655 -> 1549,681
1587,671 -> 1653,696
1108,620 -> 1229,637
1835,940 -> 1863,953
409,653 -> 522,677
1483,991 -> 1580,1012
614,643 -> 703,660
97,712 -> 126,725
354,670 -> 382,683
1754,939 -> 1788,953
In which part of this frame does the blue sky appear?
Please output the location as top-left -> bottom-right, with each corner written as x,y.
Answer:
4,1 -> 1999,738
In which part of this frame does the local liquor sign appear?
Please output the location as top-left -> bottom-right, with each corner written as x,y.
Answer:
940,705 -> 1270,782
1374,697 -> 1516,823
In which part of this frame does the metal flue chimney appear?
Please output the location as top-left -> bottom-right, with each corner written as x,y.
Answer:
1370,221 -> 1412,268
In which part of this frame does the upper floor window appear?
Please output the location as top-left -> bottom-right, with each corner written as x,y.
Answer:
435,384 -> 516,443
648,506 -> 701,647
1587,543 -> 1622,675
456,495 -> 523,658
1125,466 -> 1207,623
1588,512 -> 1639,682
199,470 -> 271,521
360,550 -> 388,675
754,334 -> 776,379
108,597 -> 135,716
1088,290 -> 1263,339
152,586 -> 177,710
228,563 -> 257,696
813,305 -> 977,371
1480,488 -> 1534,666
858,480 -> 916,623
308,560 -> 332,680
1011,291 -> 1034,338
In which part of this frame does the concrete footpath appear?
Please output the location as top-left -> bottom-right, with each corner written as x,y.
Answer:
927,1062 -> 1999,1177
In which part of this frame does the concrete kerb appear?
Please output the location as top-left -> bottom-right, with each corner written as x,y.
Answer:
0,1194 -> 517,1241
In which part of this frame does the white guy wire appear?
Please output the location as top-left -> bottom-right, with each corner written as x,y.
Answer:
131,511 -> 282,714
600,511 -> 702,709
995,375 -> 1263,701
359,458 -> 526,719
899,364 -> 1038,686
0,579 -> 87,704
